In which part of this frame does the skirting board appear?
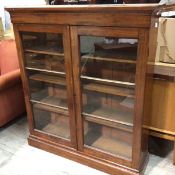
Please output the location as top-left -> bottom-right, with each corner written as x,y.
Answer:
28,135 -> 144,175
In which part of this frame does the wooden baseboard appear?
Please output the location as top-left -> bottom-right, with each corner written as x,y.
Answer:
28,134 -> 144,175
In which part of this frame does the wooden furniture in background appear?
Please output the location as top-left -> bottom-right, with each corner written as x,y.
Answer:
146,62 -> 175,165
7,4 -> 158,175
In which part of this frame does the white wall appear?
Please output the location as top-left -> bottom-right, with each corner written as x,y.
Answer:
0,0 -> 46,30
1,0 -> 46,6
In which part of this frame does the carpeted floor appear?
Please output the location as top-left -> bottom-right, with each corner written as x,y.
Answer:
0,116 -> 175,175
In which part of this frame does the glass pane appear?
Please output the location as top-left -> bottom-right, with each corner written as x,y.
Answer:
33,104 -> 70,139
28,70 -> 68,109
21,32 -> 64,73
25,53 -> 65,73
80,35 -> 137,159
82,89 -> 134,131
21,30 -> 71,141
80,36 -> 137,83
84,121 -> 132,159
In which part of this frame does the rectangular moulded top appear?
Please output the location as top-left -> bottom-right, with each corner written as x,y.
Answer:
6,4 -> 159,14
5,4 -> 160,28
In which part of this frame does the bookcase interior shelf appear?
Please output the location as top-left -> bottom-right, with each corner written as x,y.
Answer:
42,121 -> 70,139
83,82 -> 135,98
33,103 -> 69,115
85,133 -> 132,159
82,54 -> 136,64
83,114 -> 133,133
25,46 -> 64,56
94,43 -> 137,50
83,105 -> 133,128
29,73 -> 66,86
31,96 -> 68,109
33,106 -> 70,139
26,67 -> 66,75
81,76 -> 135,87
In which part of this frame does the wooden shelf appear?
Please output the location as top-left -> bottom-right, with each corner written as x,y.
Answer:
94,43 -> 137,50
82,54 -> 136,64
83,105 -> 133,129
29,73 -> 66,86
83,82 -> 135,98
82,43 -> 137,64
84,114 -> 133,132
25,53 -> 64,71
85,134 -> 132,159
81,75 -> 135,87
26,67 -> 66,75
31,96 -> 68,110
33,102 -> 69,115
42,121 -> 70,139
25,46 -> 64,56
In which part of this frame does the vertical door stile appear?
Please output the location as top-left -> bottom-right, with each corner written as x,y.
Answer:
132,28 -> 149,169
71,26 -> 140,166
15,24 -> 78,148
13,24 -> 35,134
63,25 -> 77,149
70,26 -> 84,151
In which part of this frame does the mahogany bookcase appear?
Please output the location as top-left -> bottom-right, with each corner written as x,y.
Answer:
7,4 -> 158,175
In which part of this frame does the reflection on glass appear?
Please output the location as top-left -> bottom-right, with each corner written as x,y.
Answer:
28,71 -> 68,109
21,31 -> 71,140
22,32 -> 63,53
82,89 -> 134,129
25,53 -> 65,73
80,35 -> 137,159
33,106 -> 70,139
84,121 -> 132,159
80,36 -> 137,83
22,32 -> 65,73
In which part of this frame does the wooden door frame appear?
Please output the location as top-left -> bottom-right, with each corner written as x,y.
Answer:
132,29 -> 149,169
13,24 -> 77,149
71,25 -> 148,168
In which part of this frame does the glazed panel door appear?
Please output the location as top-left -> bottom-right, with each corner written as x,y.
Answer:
14,24 -> 76,148
71,26 -> 148,167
